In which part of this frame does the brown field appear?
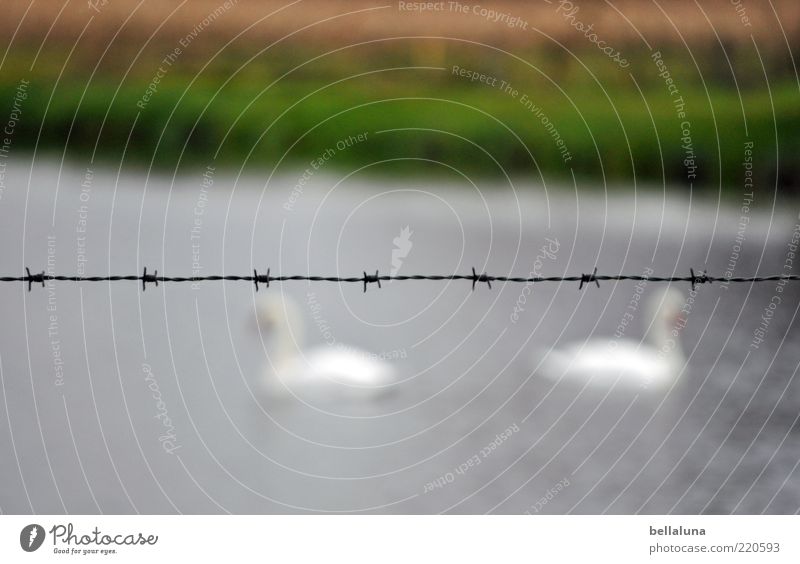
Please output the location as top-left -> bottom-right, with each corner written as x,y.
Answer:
2,0 -> 798,59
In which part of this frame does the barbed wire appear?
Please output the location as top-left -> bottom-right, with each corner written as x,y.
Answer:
3,266 -> 799,292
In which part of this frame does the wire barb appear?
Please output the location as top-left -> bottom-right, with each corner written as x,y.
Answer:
579,267 -> 600,290
141,267 -> 158,292
363,270 -> 381,292
689,268 -> 711,291
25,267 -> 45,292
471,267 -> 492,290
254,268 -> 270,292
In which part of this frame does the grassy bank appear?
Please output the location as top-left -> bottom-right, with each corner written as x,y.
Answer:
1,39 -> 798,193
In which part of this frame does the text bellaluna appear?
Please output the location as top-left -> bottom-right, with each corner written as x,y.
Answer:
650,525 -> 706,536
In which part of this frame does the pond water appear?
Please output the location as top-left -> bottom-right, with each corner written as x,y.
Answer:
0,158 -> 798,514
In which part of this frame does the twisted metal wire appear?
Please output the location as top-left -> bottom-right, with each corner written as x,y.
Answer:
3,266 -> 799,292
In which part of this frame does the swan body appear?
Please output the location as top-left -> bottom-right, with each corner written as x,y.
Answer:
537,287 -> 686,389
255,293 -> 396,399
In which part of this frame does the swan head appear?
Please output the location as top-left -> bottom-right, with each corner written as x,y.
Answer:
254,293 -> 305,344
646,286 -> 685,327
644,286 -> 686,356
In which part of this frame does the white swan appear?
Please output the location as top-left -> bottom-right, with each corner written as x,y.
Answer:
254,293 -> 397,400
536,287 -> 686,389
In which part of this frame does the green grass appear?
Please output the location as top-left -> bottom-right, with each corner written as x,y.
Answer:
1,47 -> 797,193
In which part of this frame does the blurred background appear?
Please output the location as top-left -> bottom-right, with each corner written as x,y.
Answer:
0,0 -> 798,514
1,0 -> 799,189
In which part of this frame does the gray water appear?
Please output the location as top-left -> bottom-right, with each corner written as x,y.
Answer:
0,158 -> 798,514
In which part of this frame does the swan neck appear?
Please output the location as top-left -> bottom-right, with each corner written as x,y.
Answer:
647,318 -> 684,361
273,311 -> 304,366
